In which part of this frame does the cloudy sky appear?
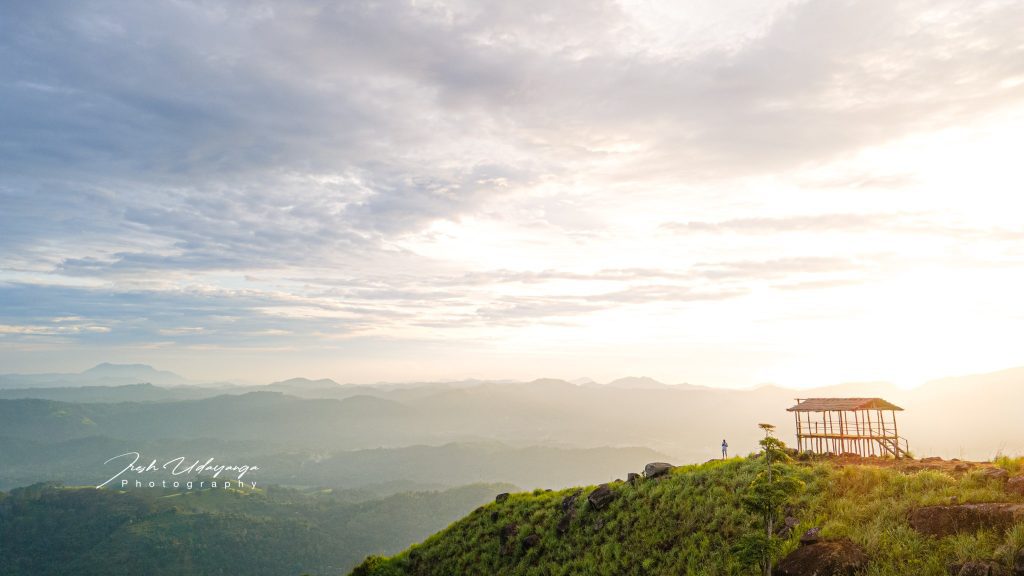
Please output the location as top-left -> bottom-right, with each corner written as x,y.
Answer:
2,0 -> 1023,387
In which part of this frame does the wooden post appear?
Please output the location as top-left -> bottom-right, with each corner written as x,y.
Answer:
891,410 -> 900,458
794,410 -> 802,452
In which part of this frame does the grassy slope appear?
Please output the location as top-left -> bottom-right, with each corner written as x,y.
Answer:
352,457 -> 1024,576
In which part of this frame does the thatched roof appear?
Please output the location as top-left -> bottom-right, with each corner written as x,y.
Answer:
787,398 -> 903,412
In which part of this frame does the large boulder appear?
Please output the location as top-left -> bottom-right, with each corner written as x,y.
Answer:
776,539 -> 868,576
909,504 -> 1024,537
587,484 -> 615,510
644,462 -> 674,478
495,492 -> 510,503
1006,476 -> 1024,497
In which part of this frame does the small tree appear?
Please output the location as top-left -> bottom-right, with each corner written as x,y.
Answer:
738,423 -> 803,576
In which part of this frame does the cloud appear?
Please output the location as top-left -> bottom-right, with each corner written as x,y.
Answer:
661,213 -> 895,234
2,0 -> 1024,380
660,213 -> 1024,241
4,0 -> 1024,265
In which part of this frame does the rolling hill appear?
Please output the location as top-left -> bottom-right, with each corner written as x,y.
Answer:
351,455 -> 1024,576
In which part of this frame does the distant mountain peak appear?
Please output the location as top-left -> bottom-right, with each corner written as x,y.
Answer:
79,363 -> 189,385
606,376 -> 668,389
268,377 -> 343,389
85,362 -> 169,374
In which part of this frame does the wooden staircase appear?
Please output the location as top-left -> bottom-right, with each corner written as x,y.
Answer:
878,436 -> 910,459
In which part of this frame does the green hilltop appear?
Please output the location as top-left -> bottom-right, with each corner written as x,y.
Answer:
351,455 -> 1024,576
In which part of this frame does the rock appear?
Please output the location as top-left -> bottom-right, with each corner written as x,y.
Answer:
1006,476 -> 1024,497
556,490 -> 582,536
955,464 -> 970,472
556,514 -> 572,535
561,490 -> 582,512
777,516 -> 800,537
644,462 -> 674,478
909,504 -> 1024,537
980,468 -> 1010,482
587,484 -> 615,510
499,523 -> 518,544
627,472 -> 640,485
495,492 -> 510,503
950,561 -> 1005,576
522,533 -> 540,550
499,523 -> 518,555
799,527 -> 822,547
776,539 -> 868,576
921,456 -> 944,463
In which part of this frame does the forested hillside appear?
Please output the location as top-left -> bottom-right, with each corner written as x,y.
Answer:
0,482 -> 513,576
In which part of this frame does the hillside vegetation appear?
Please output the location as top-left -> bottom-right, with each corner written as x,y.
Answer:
352,455 -> 1024,576
0,481 -> 514,576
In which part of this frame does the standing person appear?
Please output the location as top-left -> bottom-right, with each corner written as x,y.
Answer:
721,439 -> 729,459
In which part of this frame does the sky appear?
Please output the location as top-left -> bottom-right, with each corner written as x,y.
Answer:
2,0 -> 1024,387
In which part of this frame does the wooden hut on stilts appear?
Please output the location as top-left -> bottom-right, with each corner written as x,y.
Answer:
787,398 -> 909,458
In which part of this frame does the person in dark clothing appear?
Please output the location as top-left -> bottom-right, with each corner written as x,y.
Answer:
721,439 -> 728,459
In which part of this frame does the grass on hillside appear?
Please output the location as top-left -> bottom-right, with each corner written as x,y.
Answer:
353,456 -> 1024,576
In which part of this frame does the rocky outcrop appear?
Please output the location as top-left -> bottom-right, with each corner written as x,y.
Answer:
776,538 -> 868,576
1006,476 -> 1024,497
979,468 -> 1010,483
909,504 -> 1024,537
587,484 -> 614,510
644,462 -> 673,478
495,492 -> 510,503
